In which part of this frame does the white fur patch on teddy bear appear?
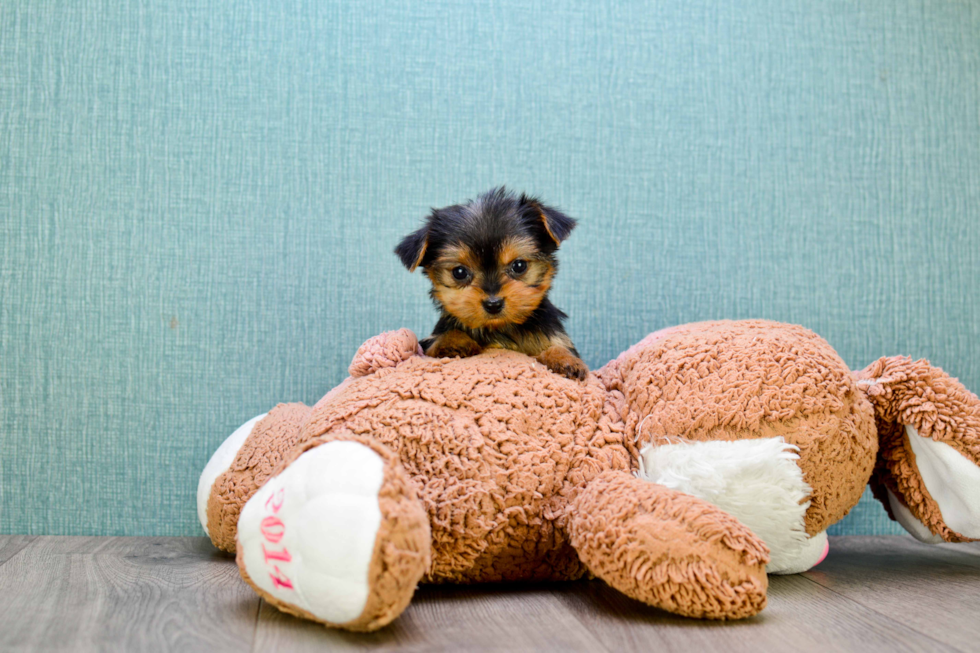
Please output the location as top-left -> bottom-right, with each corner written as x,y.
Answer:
637,436 -> 819,574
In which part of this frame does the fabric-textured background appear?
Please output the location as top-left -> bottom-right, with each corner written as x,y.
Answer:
2,0 -> 978,537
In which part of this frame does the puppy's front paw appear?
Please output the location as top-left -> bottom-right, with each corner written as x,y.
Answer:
424,330 -> 483,359
536,346 -> 589,381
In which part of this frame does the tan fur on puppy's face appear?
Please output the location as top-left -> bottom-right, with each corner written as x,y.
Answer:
428,280 -> 486,330
426,244 -> 486,329
426,237 -> 553,330
492,275 -> 551,327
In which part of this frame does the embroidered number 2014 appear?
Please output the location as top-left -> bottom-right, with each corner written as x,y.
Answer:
261,488 -> 293,590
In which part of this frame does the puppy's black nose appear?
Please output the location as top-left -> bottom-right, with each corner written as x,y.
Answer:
483,297 -> 505,315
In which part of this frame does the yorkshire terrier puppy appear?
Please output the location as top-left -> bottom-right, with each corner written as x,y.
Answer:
395,187 -> 588,381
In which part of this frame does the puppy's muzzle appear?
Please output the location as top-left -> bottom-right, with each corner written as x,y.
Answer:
483,296 -> 505,315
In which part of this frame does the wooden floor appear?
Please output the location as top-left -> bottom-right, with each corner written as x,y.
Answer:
0,536 -> 979,652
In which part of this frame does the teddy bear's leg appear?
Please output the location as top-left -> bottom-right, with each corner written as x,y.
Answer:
567,470 -> 769,619
198,412 -> 268,536
199,403 -> 313,551
235,433 -> 431,632
858,356 -> 980,543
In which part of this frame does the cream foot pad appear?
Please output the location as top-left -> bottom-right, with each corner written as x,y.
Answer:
237,441 -> 385,624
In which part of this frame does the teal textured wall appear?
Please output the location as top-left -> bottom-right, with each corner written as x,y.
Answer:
2,0 -> 978,536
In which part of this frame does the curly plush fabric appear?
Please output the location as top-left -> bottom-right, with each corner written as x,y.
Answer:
301,349 -> 633,583
349,328 -> 423,377
569,471 -> 769,619
202,320 -> 980,629
858,356 -> 980,542
209,323 -> 878,585
208,402 -> 311,551
599,320 -> 877,534
238,433 -> 431,631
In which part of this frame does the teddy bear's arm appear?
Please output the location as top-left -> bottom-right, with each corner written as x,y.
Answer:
567,470 -> 770,619
858,356 -> 980,543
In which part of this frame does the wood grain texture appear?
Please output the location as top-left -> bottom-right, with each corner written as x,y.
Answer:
938,540 -> 980,559
0,535 -> 36,566
1,536 -> 979,651
254,583 -> 610,653
557,575 -> 953,653
802,536 -> 980,652
0,537 -> 258,652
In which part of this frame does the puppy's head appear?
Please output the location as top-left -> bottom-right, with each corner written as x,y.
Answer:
395,187 -> 576,329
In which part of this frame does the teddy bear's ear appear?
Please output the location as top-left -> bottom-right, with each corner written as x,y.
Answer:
857,356 -> 980,543
394,225 -> 429,272
519,193 -> 576,250
349,329 -> 421,377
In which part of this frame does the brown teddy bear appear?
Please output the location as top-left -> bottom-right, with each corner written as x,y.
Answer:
197,320 -> 980,632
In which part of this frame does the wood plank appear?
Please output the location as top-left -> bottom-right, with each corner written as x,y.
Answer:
0,535 -> 36,566
254,551 -> 955,653
2,536 -> 979,652
253,582 -> 612,653
0,536 -> 259,653
802,536 -> 980,652
938,540 -> 980,559
556,575 -> 953,653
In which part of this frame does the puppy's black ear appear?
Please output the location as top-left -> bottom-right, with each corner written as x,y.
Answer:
520,194 -> 577,249
395,225 -> 429,272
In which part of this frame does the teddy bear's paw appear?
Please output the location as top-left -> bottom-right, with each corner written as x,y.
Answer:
349,328 -> 421,377
236,438 -> 431,632
886,424 -> 980,543
858,357 -> 980,543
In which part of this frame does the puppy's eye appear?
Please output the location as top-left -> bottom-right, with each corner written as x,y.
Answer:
451,266 -> 469,281
510,259 -> 527,275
